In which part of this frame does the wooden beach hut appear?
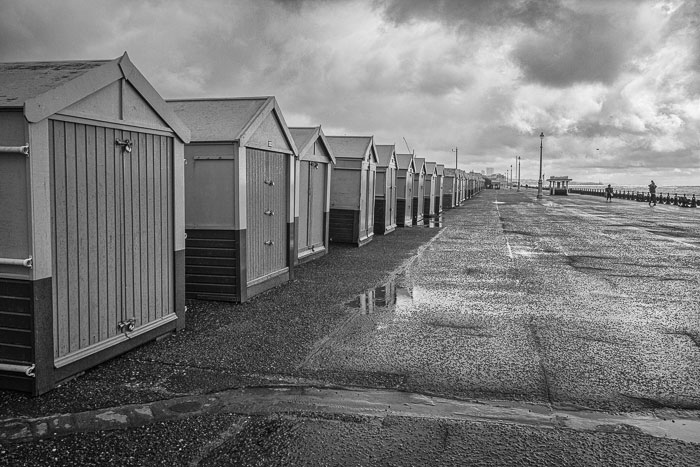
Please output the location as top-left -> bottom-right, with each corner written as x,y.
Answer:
412,158 -> 427,224
326,136 -> 378,246
424,162 -> 438,218
442,168 -> 457,209
0,53 -> 190,395
374,144 -> 398,235
395,153 -> 416,227
169,97 -> 297,302
435,164 -> 445,215
289,126 -> 335,264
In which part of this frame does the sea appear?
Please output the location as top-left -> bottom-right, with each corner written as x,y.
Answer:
570,184 -> 700,196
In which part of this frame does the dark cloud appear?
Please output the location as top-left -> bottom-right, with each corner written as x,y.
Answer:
375,0 -> 563,31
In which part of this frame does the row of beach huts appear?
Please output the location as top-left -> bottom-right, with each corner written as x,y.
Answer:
0,53 -> 483,394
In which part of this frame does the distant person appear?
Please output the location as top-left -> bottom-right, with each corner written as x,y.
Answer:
605,184 -> 613,202
648,180 -> 657,206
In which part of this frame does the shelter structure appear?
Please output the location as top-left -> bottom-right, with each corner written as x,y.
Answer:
374,144 -> 398,235
423,162 -> 438,218
326,136 -> 378,246
548,176 -> 572,195
0,53 -> 190,395
395,153 -> 416,227
442,168 -> 457,209
412,157 -> 427,224
169,97 -> 297,302
289,126 -> 335,264
435,164 -> 445,215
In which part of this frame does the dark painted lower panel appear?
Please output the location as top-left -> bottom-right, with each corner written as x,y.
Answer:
0,277 -> 53,395
185,229 -> 239,302
424,198 -> 435,218
329,209 -> 360,244
287,221 -> 294,281
374,198 -> 387,235
442,194 -> 453,209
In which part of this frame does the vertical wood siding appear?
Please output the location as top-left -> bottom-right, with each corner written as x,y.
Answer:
246,149 -> 288,282
298,161 -> 311,251
50,120 -> 174,359
309,162 -> 326,247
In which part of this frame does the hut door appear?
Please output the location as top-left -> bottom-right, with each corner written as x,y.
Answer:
50,121 -> 174,361
298,161 -> 311,253
365,169 -> 376,237
388,168 -> 395,224
246,149 -> 288,282
308,162 -> 326,248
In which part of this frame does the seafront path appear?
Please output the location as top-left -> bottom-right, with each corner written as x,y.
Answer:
2,189 -> 700,465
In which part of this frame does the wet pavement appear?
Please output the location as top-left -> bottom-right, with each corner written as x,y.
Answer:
2,189 -> 700,465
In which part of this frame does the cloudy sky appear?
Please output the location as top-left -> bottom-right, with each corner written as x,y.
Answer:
2,0 -> 699,185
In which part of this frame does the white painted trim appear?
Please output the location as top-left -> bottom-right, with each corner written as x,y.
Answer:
54,314 -> 178,368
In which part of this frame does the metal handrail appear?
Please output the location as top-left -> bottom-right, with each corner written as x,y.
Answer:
0,145 -> 29,155
0,363 -> 36,377
0,256 -> 32,268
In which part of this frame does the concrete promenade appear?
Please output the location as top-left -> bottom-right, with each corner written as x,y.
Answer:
2,189 -> 700,465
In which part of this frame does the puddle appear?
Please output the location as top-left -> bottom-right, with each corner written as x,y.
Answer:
423,216 -> 443,228
346,281 -> 414,314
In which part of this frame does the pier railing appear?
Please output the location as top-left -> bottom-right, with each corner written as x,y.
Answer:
569,188 -> 698,207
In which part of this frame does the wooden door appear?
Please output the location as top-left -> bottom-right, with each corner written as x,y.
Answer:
298,161 -> 311,252
308,162 -> 326,248
246,149 -> 288,281
50,120 -> 174,361
365,168 -> 375,238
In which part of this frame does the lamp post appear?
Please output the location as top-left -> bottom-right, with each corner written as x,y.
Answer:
537,132 -> 544,199
510,164 -> 513,189
517,156 -> 521,191
452,147 -> 458,170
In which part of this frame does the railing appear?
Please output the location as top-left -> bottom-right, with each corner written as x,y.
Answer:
569,188 -> 698,207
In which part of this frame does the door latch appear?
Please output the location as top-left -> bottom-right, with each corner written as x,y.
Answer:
264,179 -> 275,186
264,240 -> 275,246
118,318 -> 136,333
264,210 -> 275,216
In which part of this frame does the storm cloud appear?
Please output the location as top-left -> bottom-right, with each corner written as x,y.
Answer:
0,0 -> 698,184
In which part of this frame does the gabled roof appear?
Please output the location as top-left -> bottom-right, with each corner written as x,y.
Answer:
436,164 -> 445,176
289,125 -> 336,163
375,144 -> 396,168
414,157 -> 427,175
326,136 -> 377,163
0,52 -> 190,142
425,161 -> 437,176
395,153 -> 415,172
443,168 -> 457,177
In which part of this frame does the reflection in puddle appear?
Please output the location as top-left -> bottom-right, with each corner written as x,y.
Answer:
423,216 -> 443,228
346,281 -> 413,314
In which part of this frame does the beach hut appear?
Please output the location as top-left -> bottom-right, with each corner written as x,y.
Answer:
435,164 -> 445,215
443,168 -> 457,209
423,162 -> 438,218
169,97 -> 297,302
326,136 -> 378,246
412,158 -> 427,224
0,53 -> 189,395
289,126 -> 335,264
374,144 -> 398,235
395,153 -> 416,227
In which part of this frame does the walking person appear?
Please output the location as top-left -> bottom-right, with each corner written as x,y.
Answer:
648,180 -> 657,206
605,184 -> 614,203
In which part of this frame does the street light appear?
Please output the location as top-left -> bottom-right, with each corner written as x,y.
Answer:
452,147 -> 458,170
537,132 -> 544,199
510,164 -> 512,189
517,156 -> 521,192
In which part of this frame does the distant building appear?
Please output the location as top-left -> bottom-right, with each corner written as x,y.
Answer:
486,167 -> 494,175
